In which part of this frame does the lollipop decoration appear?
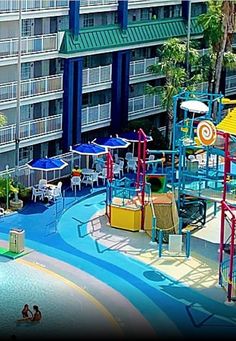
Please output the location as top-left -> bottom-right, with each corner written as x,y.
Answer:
196,120 -> 217,146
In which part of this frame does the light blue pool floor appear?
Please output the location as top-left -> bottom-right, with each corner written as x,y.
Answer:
1,191 -> 236,339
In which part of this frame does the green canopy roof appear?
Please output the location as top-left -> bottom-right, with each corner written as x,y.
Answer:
60,17 -> 202,57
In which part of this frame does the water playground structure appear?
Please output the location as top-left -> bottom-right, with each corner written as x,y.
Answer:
103,91 -> 236,303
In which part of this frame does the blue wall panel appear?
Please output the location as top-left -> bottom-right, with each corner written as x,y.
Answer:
63,59 -> 74,150
111,50 -> 130,133
118,0 -> 128,30
69,0 -> 80,35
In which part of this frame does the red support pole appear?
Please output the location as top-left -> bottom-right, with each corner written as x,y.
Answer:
227,218 -> 236,302
219,201 -> 225,286
106,151 -> 113,223
136,128 -> 147,230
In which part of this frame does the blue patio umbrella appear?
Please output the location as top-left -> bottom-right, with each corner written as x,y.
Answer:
27,157 -> 68,171
27,157 -> 68,180
119,130 -> 153,143
119,130 -> 153,154
71,143 -> 108,169
71,143 -> 107,156
92,136 -> 130,149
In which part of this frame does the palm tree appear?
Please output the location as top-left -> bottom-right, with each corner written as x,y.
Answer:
0,113 -> 7,127
146,38 -> 202,147
198,0 -> 236,95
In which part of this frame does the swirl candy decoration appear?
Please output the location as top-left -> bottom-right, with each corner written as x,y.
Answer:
196,120 -> 217,146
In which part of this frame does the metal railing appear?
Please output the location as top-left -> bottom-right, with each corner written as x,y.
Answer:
0,33 -> 58,59
82,57 -> 159,88
0,151 -> 76,188
80,0 -> 117,6
82,65 -> 112,87
130,57 -> 160,78
0,114 -> 62,145
226,75 -> 236,92
81,102 -> 111,128
128,94 -> 163,115
0,74 -> 63,102
0,0 -> 69,12
221,257 -> 236,300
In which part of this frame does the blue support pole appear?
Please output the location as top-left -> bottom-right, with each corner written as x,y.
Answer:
186,231 -> 191,258
118,0 -> 128,30
73,57 -> 83,144
111,51 -> 130,133
171,95 -> 178,189
178,216 -> 183,235
63,58 -> 74,151
152,216 -> 156,243
158,230 -> 163,258
69,0 -> 80,36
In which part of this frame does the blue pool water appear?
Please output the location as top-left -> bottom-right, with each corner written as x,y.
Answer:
1,192 -> 236,339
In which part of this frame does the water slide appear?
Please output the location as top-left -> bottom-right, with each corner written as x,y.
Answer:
144,192 -> 179,236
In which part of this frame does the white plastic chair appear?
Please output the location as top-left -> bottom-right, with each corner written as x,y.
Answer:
147,154 -> 155,170
31,186 -> 44,202
113,163 -> 121,178
38,179 -> 47,190
71,176 -> 81,191
98,168 -> 107,186
118,160 -> 125,177
82,172 -> 99,189
125,152 -> 133,161
127,159 -> 137,172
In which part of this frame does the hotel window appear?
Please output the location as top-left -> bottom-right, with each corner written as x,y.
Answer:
83,14 -> 94,28
173,5 -> 182,18
141,8 -> 149,21
22,19 -> 33,36
20,105 -> 31,121
21,63 -> 31,80
19,146 -> 32,165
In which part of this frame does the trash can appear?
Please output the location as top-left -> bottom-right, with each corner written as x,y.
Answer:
9,228 -> 25,253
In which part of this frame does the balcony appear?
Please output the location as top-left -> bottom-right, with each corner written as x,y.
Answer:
0,0 -> 69,12
128,94 -> 164,120
80,0 -> 117,13
0,74 -> 63,105
0,114 -> 62,151
225,75 -> 236,96
81,102 -> 111,132
82,57 -> 159,92
0,1 -> 69,20
0,33 -> 58,64
82,65 -> 112,93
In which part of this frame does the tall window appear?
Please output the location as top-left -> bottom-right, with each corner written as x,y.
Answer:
21,63 -> 31,80
19,146 -> 32,165
83,14 -> 94,28
22,19 -> 33,36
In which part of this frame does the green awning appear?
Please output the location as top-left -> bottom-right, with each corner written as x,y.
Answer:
60,17 -> 202,56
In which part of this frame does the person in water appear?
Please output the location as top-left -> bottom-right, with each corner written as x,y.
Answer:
21,304 -> 32,319
31,305 -> 42,322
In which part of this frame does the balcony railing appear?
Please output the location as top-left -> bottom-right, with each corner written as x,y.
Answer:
0,74 -> 63,103
82,57 -> 159,88
0,0 -> 69,13
0,33 -> 58,59
81,102 -> 111,127
128,94 -> 163,115
226,75 -> 236,92
83,65 -> 112,87
130,57 -> 160,78
0,114 -> 62,146
80,0 -> 117,7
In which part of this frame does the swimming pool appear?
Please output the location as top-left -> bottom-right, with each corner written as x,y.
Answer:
1,192 -> 236,339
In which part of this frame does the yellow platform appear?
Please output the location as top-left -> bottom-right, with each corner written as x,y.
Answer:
110,197 -> 142,231
217,107 -> 236,136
